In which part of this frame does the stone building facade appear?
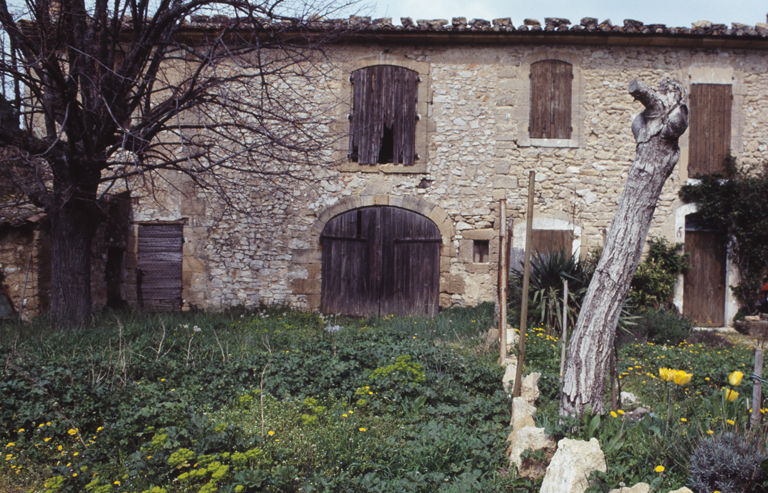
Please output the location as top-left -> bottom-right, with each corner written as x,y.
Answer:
5,16 -> 768,325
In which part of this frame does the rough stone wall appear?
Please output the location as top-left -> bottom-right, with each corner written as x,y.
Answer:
0,226 -> 49,320
118,42 -> 768,316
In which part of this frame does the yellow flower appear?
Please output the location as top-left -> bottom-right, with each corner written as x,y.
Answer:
68,429 -> 77,436
617,410 -> 625,415
728,371 -> 743,386
727,419 -> 735,425
268,431 -> 275,436
610,411 -> 618,418
114,481 -> 120,485
705,377 -> 710,381
659,368 -> 672,381
44,438 -> 51,442
342,414 -> 348,418
672,370 -> 692,385
58,445 -> 63,451
39,423 -> 45,428
680,418 -> 687,423
46,422 -> 51,426
72,473 -> 77,477
707,430 -> 714,435
161,379 -> 165,382
73,452 -> 79,456
6,443 -> 14,448
725,389 -> 739,402
655,465 -> 665,473
97,427 -> 103,432
359,427 -> 367,432
17,428 -> 24,433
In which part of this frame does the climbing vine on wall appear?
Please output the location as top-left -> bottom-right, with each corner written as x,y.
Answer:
679,158 -> 768,311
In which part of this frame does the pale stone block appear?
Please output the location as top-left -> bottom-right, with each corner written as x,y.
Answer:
609,483 -> 650,493
509,426 -> 557,479
540,438 -> 607,493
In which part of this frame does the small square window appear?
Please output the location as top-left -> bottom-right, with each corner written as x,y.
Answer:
473,240 -> 489,263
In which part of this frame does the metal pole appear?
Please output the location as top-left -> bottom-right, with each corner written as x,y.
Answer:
512,171 -> 535,398
559,279 -> 568,382
499,199 -> 508,363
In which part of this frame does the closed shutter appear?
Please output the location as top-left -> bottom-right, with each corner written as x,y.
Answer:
349,65 -> 419,165
689,84 -> 731,176
137,224 -> 183,311
529,60 -> 572,139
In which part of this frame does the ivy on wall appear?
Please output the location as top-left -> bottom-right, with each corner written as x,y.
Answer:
679,158 -> 768,311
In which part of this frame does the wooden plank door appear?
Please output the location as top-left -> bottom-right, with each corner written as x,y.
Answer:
532,229 -> 574,259
321,207 -> 440,317
380,207 -> 440,317
137,224 -> 183,311
684,231 -> 726,326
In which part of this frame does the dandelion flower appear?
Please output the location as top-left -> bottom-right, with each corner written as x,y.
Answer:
655,465 -> 665,473
68,429 -> 77,436
44,438 -> 51,442
359,427 -> 367,432
617,410 -> 625,415
6,443 -> 14,448
268,431 -> 275,436
680,418 -> 687,423
707,430 -> 714,435
342,414 -> 348,418
727,419 -> 735,425
114,481 -> 120,485
610,411 -> 617,418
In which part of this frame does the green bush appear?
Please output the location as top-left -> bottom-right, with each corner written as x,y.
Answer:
627,237 -> 690,310
631,309 -> 693,345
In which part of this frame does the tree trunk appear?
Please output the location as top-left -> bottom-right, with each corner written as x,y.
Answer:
560,79 -> 688,417
49,177 -> 101,329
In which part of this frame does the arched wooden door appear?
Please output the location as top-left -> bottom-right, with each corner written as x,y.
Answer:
321,207 -> 441,317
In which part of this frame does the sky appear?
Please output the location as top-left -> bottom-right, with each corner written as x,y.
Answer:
367,0 -> 768,29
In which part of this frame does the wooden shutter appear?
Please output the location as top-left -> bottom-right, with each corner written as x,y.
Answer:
137,224 -> 183,311
349,65 -> 419,165
532,229 -> 573,259
529,60 -> 572,139
688,84 -> 732,176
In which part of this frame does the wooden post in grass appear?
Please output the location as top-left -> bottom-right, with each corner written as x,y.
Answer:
751,345 -> 764,427
512,171 -> 535,398
499,198 -> 508,364
559,279 -> 568,382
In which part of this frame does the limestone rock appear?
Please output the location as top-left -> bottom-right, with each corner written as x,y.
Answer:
502,363 -> 517,393
540,438 -> 607,493
502,368 -> 539,403
508,426 -> 556,479
507,397 -> 536,435
669,488 -> 694,493
609,483 -> 650,493
620,391 -> 639,405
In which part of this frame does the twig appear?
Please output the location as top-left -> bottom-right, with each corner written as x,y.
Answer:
260,361 -> 269,439
186,333 -> 195,367
212,329 -> 227,363
155,321 -> 166,362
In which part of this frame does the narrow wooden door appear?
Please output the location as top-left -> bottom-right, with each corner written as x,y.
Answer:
684,231 -> 726,326
321,207 -> 440,317
532,229 -> 574,259
137,224 -> 183,311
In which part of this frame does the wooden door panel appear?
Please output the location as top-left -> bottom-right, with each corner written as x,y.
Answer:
321,207 -> 440,317
138,224 -> 183,311
684,231 -> 726,326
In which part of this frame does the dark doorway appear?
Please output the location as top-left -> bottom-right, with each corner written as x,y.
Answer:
683,215 -> 726,326
321,207 -> 441,317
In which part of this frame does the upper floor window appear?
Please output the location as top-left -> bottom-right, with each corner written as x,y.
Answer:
529,60 -> 572,139
688,83 -> 732,176
349,65 -> 419,166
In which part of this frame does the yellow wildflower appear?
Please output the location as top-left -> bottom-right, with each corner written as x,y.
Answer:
728,371 -> 743,386
655,465 -> 664,473
725,389 -> 738,402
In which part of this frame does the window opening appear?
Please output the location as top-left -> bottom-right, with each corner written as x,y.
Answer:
473,240 -> 490,263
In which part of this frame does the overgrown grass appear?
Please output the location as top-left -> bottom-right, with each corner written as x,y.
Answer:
0,303 -> 519,493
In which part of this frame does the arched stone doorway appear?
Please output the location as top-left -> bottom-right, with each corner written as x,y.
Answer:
321,206 -> 441,317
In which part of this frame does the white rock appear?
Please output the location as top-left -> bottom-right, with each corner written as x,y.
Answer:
609,483 -> 650,493
521,372 -> 541,404
502,363 -> 517,393
508,426 -> 556,479
668,488 -> 694,493
620,391 -> 639,405
540,438 -> 607,493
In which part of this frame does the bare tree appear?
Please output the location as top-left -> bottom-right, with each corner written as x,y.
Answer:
0,0 -> 358,327
559,79 -> 688,417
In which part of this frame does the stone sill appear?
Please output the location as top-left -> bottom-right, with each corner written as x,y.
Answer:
337,161 -> 428,174
525,138 -> 579,148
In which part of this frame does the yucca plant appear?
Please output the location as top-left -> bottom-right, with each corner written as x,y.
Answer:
512,248 -> 592,334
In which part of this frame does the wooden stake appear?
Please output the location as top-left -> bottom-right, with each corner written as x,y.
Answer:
559,279 -> 568,382
499,199 -> 508,364
751,346 -> 764,428
512,171 -> 535,398
18,254 -> 31,323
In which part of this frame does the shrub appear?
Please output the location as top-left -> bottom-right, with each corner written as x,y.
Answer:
632,308 -> 692,345
686,330 -> 734,348
628,237 -> 690,310
688,432 -> 766,493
